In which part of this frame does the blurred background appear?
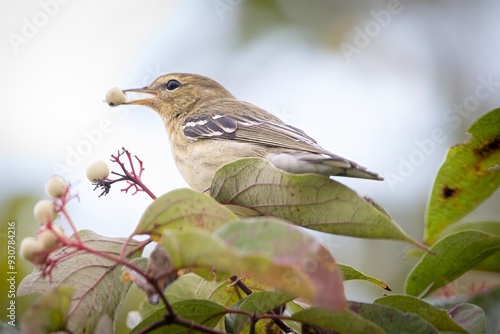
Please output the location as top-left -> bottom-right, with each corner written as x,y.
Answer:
1,0 -> 499,331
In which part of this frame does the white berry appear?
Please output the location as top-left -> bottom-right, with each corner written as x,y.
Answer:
20,237 -> 45,264
34,200 -> 58,224
105,87 -> 126,106
45,175 -> 68,198
39,225 -> 65,249
86,160 -> 110,182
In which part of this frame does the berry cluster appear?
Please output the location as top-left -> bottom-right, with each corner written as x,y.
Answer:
20,176 -> 68,264
21,149 -> 154,268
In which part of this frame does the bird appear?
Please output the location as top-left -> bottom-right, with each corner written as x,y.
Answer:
106,73 -> 383,191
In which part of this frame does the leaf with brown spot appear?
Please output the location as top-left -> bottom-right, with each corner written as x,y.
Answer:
425,108 -> 500,244
442,185 -> 459,199
474,135 -> 500,158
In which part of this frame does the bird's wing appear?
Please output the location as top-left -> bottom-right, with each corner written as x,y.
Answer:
182,113 -> 331,155
182,102 -> 383,181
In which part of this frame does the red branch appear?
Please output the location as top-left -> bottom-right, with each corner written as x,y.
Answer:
93,147 -> 157,200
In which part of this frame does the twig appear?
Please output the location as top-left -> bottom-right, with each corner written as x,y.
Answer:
229,276 -> 294,333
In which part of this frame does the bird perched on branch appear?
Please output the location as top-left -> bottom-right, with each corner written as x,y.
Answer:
106,73 -> 382,191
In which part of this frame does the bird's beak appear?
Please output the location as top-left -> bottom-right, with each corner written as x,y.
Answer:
121,87 -> 159,105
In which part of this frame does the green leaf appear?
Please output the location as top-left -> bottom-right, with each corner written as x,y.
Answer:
291,307 -> 385,334
442,221 -> 500,237
441,221 -> 500,272
131,299 -> 227,334
204,276 -> 272,308
135,188 -> 237,239
374,294 -> 468,333
20,286 -> 73,334
165,273 -> 212,303
405,230 -> 500,297
339,264 -> 391,291
152,272 -> 242,308
139,273 -> 268,330
158,218 -> 347,310
17,230 -> 142,334
225,290 -> 292,333
349,301 -> 439,333
211,157 -> 425,250
425,108 -> 500,244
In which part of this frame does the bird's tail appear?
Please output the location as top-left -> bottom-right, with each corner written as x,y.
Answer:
266,152 -> 383,180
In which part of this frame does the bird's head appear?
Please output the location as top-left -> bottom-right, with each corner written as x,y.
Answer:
108,73 -> 234,120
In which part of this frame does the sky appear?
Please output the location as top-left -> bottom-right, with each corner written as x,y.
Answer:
1,0 -> 499,302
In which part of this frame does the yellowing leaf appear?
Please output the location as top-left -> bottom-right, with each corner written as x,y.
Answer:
425,108 -> 500,244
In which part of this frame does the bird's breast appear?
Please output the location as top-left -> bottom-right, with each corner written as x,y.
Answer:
171,139 -> 266,191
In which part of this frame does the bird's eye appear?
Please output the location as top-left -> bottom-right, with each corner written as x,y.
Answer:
163,79 -> 181,91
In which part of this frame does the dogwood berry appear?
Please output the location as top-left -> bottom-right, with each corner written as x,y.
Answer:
45,175 -> 68,198
34,199 -> 58,224
86,160 -> 110,182
105,87 -> 126,106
